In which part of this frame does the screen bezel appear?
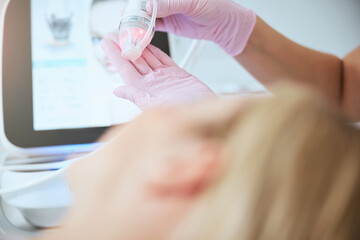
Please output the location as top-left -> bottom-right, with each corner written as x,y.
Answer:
2,0 -> 170,148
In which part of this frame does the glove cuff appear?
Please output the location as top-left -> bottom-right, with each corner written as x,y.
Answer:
216,5 -> 257,56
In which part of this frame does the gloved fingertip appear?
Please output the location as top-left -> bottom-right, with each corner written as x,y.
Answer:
105,32 -> 120,45
154,19 -> 166,31
102,39 -> 122,58
113,87 -> 120,96
113,87 -> 125,98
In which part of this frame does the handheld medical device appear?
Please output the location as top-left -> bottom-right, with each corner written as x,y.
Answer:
118,0 -> 157,61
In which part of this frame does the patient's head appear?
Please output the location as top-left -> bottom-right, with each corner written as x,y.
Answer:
174,86 -> 360,240
68,84 -> 360,240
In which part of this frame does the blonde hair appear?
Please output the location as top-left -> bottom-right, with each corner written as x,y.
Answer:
174,85 -> 360,240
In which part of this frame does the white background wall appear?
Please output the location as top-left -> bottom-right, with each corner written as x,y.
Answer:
0,0 -> 5,11
171,0 -> 360,94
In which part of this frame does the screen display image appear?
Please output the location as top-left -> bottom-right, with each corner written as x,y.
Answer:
31,0 -> 141,131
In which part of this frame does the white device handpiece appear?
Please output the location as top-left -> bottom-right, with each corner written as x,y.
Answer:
118,0 -> 157,62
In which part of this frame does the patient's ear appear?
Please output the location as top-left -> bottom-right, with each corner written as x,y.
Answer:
148,140 -> 224,198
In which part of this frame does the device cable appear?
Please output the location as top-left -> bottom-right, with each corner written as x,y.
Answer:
138,0 -> 157,48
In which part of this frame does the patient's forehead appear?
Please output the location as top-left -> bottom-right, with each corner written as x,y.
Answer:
90,0 -> 126,37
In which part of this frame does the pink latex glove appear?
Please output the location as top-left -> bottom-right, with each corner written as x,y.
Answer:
147,0 -> 256,56
101,33 -> 215,110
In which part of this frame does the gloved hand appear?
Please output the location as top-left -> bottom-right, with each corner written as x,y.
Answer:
101,33 -> 215,110
147,0 -> 257,56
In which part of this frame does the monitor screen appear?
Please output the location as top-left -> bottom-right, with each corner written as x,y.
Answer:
31,0 -> 141,131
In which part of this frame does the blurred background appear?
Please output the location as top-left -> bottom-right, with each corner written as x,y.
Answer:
170,0 -> 360,94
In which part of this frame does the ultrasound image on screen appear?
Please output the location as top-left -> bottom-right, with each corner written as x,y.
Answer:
31,0 -> 141,131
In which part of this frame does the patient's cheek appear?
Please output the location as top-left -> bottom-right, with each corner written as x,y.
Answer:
133,193 -> 195,240
98,182 -> 195,240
